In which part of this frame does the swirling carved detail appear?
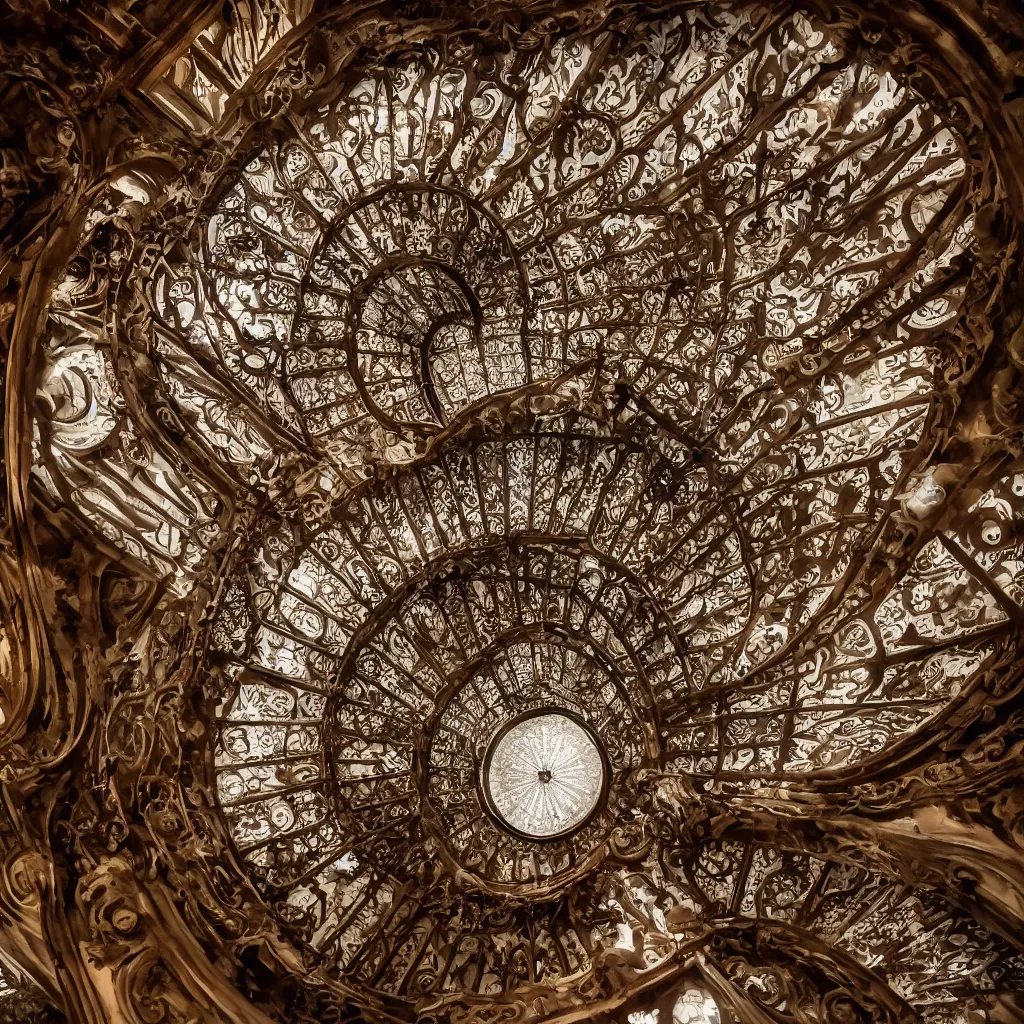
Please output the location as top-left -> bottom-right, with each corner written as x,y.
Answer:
3,2 -> 1024,1024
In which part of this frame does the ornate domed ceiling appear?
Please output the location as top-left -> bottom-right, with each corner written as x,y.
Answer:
2,1 -> 1024,1024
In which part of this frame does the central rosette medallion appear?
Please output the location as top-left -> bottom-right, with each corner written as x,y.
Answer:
482,711 -> 607,840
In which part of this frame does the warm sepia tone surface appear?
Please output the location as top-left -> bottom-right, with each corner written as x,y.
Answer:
1,2 -> 1023,1023
485,712 -> 606,839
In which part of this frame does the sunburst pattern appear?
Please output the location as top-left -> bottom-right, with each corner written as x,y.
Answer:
484,712 -> 605,838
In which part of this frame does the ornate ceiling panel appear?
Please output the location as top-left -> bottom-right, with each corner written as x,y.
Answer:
2,1 -> 1024,1024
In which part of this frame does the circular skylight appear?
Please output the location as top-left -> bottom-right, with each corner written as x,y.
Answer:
483,713 -> 606,839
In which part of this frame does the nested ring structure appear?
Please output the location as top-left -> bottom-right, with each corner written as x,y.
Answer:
177,4 -> 1021,1013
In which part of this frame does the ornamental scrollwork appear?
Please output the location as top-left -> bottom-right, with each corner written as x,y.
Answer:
2,2 -> 1024,1023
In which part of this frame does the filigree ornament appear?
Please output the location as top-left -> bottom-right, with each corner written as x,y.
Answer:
152,4 -> 1022,1014
15,1 -> 1024,1023
36,344 -> 120,454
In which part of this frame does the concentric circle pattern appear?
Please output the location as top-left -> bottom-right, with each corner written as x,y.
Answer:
484,712 -> 606,839
307,185 -> 529,430
143,2 -> 1022,1018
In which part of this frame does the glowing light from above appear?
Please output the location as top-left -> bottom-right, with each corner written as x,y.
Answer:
485,713 -> 604,839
